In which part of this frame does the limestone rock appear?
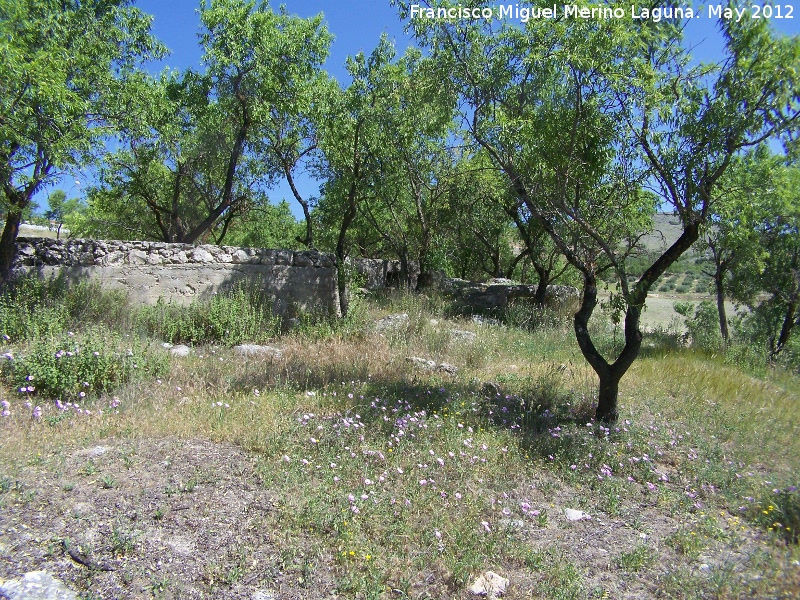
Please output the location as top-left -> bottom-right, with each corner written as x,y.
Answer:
0,571 -> 79,600
406,357 -> 458,375
471,315 -> 501,326
170,344 -> 191,358
375,313 -> 409,332
406,356 -> 436,370
437,362 -> 458,375
469,571 -> 508,598
233,344 -> 283,359
450,329 -> 477,343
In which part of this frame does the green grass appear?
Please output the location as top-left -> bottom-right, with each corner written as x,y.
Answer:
0,283 -> 798,598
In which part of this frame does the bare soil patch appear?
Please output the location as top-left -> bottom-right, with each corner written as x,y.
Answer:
2,437 -> 796,599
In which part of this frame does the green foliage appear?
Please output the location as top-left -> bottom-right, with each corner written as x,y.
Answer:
222,200 -> 303,250
82,0 -> 332,245
133,283 -> 280,345
44,189 -> 82,239
746,486 -> 800,545
0,0 -> 165,282
0,276 -> 130,342
1,327 -> 167,401
674,300 -> 722,352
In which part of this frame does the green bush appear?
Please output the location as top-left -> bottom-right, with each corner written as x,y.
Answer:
674,300 -> 722,351
1,327 -> 167,401
0,276 -> 131,342
0,277 -> 67,341
746,486 -> 800,545
134,283 -> 281,345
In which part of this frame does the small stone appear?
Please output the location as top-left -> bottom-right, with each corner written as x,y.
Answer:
0,571 -> 79,600
233,344 -> 283,359
699,564 -> 711,573
564,508 -> 591,521
375,313 -> 409,332
469,571 -> 509,597
170,345 -> 191,358
437,363 -> 458,375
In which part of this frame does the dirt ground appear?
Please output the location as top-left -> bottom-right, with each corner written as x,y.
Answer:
1,437 -> 794,599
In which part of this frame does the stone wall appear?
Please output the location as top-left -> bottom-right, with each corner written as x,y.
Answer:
13,238 -> 340,317
350,258 -> 419,290
442,278 -> 581,315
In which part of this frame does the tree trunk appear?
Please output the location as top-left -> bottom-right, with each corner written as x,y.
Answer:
596,370 -> 620,424
336,201 -> 357,317
714,270 -> 730,344
0,210 -> 22,287
572,273 -> 644,424
399,247 -> 412,289
533,264 -> 549,307
771,296 -> 798,361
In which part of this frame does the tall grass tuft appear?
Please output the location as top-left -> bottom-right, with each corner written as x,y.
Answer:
133,282 -> 281,345
1,327 -> 167,401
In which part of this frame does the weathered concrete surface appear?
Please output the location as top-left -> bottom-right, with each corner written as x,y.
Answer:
0,570 -> 79,600
13,238 -> 340,317
443,278 -> 581,315
351,258 -> 419,290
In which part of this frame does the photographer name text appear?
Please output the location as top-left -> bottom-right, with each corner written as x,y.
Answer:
409,4 -> 794,22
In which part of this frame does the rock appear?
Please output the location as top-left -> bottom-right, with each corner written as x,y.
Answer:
170,344 -> 191,358
0,571 -> 79,600
127,249 -> 148,265
374,313 -> 409,332
469,571 -> 509,598
191,248 -> 214,263
233,344 -> 283,359
472,315 -> 501,326
252,591 -> 277,600
564,508 -> 591,521
450,329 -> 477,343
406,356 -> 436,370
482,381 -> 502,397
437,363 -> 458,375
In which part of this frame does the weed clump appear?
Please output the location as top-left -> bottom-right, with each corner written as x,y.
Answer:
1,327 -> 167,401
133,282 -> 281,345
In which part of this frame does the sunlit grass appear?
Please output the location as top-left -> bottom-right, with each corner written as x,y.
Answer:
1,287 -> 798,598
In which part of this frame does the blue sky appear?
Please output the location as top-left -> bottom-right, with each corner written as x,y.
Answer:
51,1 -> 799,216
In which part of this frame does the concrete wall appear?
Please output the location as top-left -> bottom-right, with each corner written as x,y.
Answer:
13,238 -> 340,317
350,258 -> 419,290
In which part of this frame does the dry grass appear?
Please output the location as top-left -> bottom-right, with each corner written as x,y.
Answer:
1,291 -> 799,599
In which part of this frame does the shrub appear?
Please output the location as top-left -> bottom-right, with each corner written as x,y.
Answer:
746,486 -> 800,545
0,275 -> 131,342
1,327 -> 167,401
134,283 -> 281,345
674,300 -> 722,351
503,301 -> 569,332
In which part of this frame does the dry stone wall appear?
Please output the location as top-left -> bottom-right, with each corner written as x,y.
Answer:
13,238 -> 340,317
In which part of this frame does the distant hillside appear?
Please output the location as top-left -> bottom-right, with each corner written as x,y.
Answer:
640,213 -> 685,253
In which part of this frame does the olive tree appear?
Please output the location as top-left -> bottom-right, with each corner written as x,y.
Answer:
400,1 -> 800,422
84,0 -> 332,245
0,0 -> 164,284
